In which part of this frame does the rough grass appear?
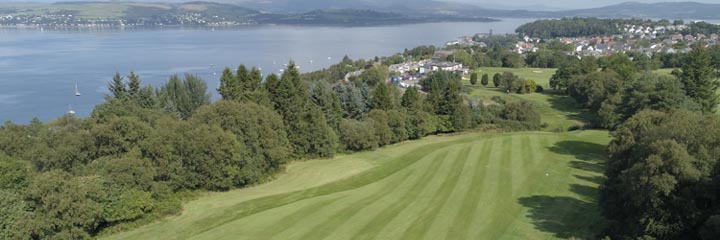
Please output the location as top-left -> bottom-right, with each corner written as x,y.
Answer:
104,130 -> 610,240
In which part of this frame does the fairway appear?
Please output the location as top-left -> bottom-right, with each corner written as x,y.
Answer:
105,130 -> 610,240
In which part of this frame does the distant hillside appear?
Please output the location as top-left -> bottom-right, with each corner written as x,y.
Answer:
556,1 -> 720,19
234,0 -> 720,19
0,1 -> 496,27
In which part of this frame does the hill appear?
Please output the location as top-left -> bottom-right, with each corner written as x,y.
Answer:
104,130 -> 610,239
557,1 -> 720,19
0,1 -> 496,27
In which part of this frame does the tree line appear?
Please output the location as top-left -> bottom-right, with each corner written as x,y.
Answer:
0,59 -> 542,238
548,42 -> 720,239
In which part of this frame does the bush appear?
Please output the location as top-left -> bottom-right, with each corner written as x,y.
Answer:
338,119 -> 378,151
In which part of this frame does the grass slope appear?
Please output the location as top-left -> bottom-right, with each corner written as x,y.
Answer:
105,130 -> 610,240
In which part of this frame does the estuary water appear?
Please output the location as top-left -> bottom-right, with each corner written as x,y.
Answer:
0,19 -> 534,123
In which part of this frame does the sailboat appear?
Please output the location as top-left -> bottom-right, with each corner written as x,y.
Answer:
67,104 -> 75,115
75,81 -> 81,96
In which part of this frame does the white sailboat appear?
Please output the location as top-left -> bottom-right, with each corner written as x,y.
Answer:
67,104 -> 75,115
75,81 -> 82,96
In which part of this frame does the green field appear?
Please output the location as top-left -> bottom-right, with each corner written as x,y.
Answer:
464,67 -> 592,131
473,67 -> 557,87
106,129 -> 609,240
104,66 -> 612,240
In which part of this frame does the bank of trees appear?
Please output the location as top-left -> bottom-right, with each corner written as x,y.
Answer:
0,57 -> 547,238
550,43 -> 720,239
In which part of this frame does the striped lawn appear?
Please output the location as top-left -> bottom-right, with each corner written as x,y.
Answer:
105,130 -> 610,240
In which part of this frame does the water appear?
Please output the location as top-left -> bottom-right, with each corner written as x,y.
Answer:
0,19 -> 534,123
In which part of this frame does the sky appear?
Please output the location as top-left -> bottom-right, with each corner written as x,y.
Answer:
447,0 -> 720,10
9,0 -> 720,11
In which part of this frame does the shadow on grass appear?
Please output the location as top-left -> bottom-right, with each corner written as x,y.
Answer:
543,91 -> 595,125
548,141 -> 607,163
574,174 -> 605,185
518,196 -> 599,239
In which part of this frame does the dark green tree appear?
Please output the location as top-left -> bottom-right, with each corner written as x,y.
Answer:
493,73 -> 501,87
481,73 -> 489,86
674,43 -> 720,113
370,82 -> 395,111
470,72 -> 478,85
108,72 -> 127,100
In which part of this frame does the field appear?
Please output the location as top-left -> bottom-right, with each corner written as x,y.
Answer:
103,67 -> 613,240
473,67 -> 557,87
465,67 -> 593,131
105,129 -> 610,240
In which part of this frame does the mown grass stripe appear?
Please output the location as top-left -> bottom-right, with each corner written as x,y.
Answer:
347,149 -> 454,240
469,138 -> 501,236
272,169 -> 413,239
445,140 -> 492,240
253,195 -> 347,238
294,156 -> 431,239
398,144 -> 473,240
183,138 -> 476,238
421,141 -> 484,239
473,136 -> 515,238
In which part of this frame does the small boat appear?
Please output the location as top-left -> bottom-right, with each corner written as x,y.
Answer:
75,82 -> 81,96
328,56 -> 332,60
67,104 -> 75,115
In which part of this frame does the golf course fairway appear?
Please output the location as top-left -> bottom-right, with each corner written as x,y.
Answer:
105,130 -> 610,240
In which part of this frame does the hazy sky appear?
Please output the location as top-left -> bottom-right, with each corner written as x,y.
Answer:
13,0 -> 720,10
447,0 -> 720,10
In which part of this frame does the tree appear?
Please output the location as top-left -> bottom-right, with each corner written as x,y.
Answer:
401,86 -> 423,111
370,82 -> 395,111
501,72 -> 521,93
0,154 -> 30,191
358,65 -> 389,86
674,43 -> 720,113
18,170 -> 104,239
0,190 -> 27,239
602,109 -> 720,239
523,79 -> 537,94
127,72 -> 141,98
193,101 -> 290,174
567,70 -> 623,111
157,74 -> 211,119
310,82 -> 343,130
334,83 -> 370,120
470,72 -> 478,85
481,74 -> 489,86
273,62 -> 337,158
218,68 -> 238,100
108,72 -> 127,100
338,119 -> 378,151
493,73 -> 501,87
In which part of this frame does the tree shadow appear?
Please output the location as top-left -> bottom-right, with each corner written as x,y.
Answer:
569,161 -> 604,174
548,141 -> 606,162
518,195 -> 602,239
574,174 -> 605,185
570,184 -> 600,200
544,92 -> 596,125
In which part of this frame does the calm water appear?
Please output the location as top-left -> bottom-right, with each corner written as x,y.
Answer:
0,19 -> 534,123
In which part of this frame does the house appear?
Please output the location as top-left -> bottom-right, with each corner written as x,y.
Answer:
427,62 -> 463,72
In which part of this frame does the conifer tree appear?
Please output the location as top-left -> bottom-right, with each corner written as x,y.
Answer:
108,72 -> 127,100
675,43 -> 720,113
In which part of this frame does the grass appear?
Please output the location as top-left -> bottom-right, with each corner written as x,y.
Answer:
463,67 -> 592,131
105,130 -> 610,240
104,66 -> 610,240
473,67 -> 557,87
